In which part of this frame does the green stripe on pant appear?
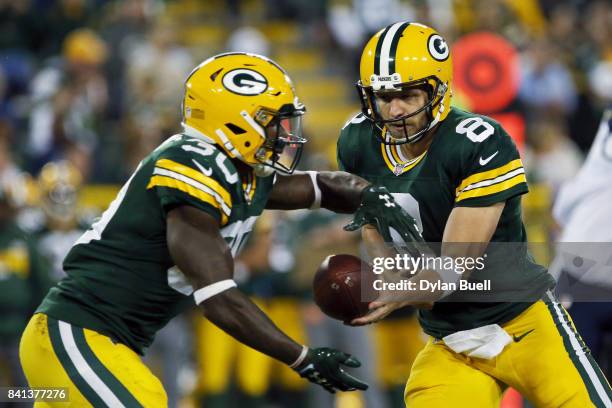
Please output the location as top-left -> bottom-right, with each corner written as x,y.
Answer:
545,294 -> 611,407
47,317 -> 106,407
70,324 -> 143,407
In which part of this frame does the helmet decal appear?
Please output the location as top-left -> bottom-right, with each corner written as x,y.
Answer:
374,22 -> 410,76
222,69 -> 268,95
427,34 -> 449,61
370,73 -> 403,91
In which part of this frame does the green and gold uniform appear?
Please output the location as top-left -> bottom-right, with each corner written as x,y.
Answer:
337,108 -> 612,407
338,107 -> 554,337
20,130 -> 275,407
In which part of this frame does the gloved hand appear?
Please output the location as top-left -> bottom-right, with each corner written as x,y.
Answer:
294,347 -> 369,393
344,185 -> 427,257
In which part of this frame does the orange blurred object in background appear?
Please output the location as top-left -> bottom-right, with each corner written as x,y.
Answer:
453,32 -> 525,150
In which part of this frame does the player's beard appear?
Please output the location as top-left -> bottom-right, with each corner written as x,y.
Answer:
397,108 -> 431,139
388,120 -> 420,141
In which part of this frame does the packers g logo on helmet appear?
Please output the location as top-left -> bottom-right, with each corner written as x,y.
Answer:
428,34 -> 449,61
357,22 -> 453,145
182,52 -> 306,175
222,69 -> 268,95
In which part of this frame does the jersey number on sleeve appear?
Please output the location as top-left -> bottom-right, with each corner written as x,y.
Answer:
456,117 -> 494,143
183,139 -> 238,184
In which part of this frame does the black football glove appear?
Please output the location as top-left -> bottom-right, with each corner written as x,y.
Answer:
344,185 -> 427,257
294,347 -> 369,393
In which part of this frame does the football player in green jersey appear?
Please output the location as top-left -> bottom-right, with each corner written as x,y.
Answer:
17,52 -> 420,406
338,23 -> 611,407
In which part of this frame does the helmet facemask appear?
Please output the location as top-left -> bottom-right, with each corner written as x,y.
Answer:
252,104 -> 306,175
357,76 -> 447,145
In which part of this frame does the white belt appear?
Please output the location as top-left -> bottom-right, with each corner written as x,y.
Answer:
443,324 -> 512,360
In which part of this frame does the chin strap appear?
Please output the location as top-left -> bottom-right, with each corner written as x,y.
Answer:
214,128 -> 244,160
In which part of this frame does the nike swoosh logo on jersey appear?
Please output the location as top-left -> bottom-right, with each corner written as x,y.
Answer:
479,151 -> 499,166
513,329 -> 535,342
192,159 -> 213,176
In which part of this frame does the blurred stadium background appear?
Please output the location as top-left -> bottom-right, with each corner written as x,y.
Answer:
0,0 -> 610,407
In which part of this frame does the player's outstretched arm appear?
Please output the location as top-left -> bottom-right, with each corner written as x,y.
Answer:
166,205 -> 368,392
167,205 -> 302,362
266,171 -> 370,213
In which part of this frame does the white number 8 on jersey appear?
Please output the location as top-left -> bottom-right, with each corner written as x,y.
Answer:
456,117 -> 495,143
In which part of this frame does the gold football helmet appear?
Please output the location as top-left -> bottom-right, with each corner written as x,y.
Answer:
182,52 -> 306,174
357,22 -> 453,144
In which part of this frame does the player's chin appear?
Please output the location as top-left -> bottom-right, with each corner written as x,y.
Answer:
389,124 -> 415,140
388,127 -> 407,140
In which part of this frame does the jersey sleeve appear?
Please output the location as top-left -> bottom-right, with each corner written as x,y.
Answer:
336,150 -> 348,172
336,114 -> 363,172
147,146 -> 233,225
453,118 -> 528,207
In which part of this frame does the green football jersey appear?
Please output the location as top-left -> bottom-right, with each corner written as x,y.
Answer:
38,130 -> 275,354
337,108 -> 554,339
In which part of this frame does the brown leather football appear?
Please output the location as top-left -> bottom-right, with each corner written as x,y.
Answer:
313,254 -> 375,322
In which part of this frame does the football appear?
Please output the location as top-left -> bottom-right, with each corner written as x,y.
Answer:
313,254 -> 375,322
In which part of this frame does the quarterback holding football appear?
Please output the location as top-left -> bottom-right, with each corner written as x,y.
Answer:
338,22 -> 612,407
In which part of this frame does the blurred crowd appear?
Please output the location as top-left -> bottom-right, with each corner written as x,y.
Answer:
0,0 -> 610,407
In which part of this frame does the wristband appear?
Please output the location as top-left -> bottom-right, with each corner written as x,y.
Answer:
289,345 -> 309,369
307,171 -> 321,209
193,279 -> 237,305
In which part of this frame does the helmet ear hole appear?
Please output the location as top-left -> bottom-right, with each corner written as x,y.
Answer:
225,123 -> 247,134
